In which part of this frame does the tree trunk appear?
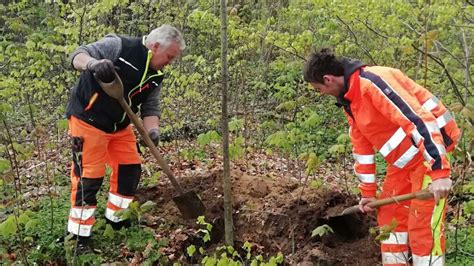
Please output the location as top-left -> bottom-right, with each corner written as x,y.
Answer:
220,0 -> 234,246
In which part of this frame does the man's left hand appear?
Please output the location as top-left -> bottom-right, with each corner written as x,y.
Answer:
148,128 -> 160,146
429,178 -> 452,203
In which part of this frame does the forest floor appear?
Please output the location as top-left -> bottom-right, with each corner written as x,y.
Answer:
132,144 -> 381,265
6,136 -> 470,265
3,138 -> 382,264
136,170 -> 380,265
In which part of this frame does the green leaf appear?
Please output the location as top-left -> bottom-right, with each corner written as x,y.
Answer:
309,179 -> 323,189
311,224 -> 334,237
229,117 -> 244,132
336,133 -> 350,144
95,219 -> 106,230
197,215 -> 206,225
0,215 -> 18,237
197,132 -> 211,146
26,40 -> 36,49
140,201 -> 157,213
115,209 -> 131,220
198,131 -> 221,146
17,212 -> 30,225
328,144 -> 346,155
304,152 -> 320,175
275,252 -> 284,263
129,201 -> 139,211
463,200 -> 474,215
0,158 -> 11,173
149,172 -> 161,185
187,244 -> 196,257
203,233 -> 211,243
103,224 -> 115,239
25,219 -> 40,231
56,119 -> 68,131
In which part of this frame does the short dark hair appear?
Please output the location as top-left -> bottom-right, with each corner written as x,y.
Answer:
303,48 -> 344,83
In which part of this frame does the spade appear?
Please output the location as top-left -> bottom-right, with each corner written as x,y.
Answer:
96,72 -> 206,219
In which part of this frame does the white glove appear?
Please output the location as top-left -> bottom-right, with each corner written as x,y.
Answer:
359,197 -> 376,213
429,178 -> 452,203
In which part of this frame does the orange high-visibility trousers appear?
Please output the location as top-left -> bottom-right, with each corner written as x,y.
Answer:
378,154 -> 446,266
67,116 -> 141,237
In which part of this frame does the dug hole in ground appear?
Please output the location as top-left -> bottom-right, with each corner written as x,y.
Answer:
136,158 -> 380,265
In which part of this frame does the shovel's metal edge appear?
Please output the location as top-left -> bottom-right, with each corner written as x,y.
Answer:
172,190 -> 206,219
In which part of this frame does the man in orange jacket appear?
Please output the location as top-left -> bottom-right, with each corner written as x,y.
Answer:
304,48 -> 460,265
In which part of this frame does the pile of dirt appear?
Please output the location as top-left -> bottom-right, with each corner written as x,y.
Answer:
136,169 -> 381,265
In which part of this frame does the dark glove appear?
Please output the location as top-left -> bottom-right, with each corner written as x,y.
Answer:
86,59 -> 116,83
148,128 -> 160,146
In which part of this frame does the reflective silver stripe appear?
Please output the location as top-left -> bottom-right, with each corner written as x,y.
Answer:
381,232 -> 408,245
67,219 -> 92,237
412,130 -> 423,145
422,96 -> 440,111
382,251 -> 409,264
105,208 -> 122,223
380,127 -> 406,157
436,111 -> 453,128
412,255 -> 444,266
393,145 -> 419,168
423,149 -> 434,163
69,207 -> 96,220
118,57 -> 139,71
425,121 -> 440,133
108,193 -> 133,208
353,153 -> 375,164
436,143 -> 447,155
355,172 -> 376,183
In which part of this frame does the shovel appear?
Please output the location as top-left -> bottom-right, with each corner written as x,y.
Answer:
96,72 -> 206,219
339,190 -> 433,217
322,190 -> 433,239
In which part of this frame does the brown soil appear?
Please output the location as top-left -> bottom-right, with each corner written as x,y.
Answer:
136,169 -> 381,265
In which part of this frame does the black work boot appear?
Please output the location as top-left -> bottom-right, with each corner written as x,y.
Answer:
73,235 -> 93,255
105,218 -> 131,230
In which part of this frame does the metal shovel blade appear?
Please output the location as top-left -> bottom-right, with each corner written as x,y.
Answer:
172,190 -> 206,219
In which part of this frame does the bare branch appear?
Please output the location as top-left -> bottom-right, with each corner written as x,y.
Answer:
259,35 -> 307,61
356,18 -> 389,39
0,59 -> 11,70
434,41 -> 466,67
401,21 -> 422,35
335,15 -> 377,65
447,24 -> 474,29
411,44 -> 469,105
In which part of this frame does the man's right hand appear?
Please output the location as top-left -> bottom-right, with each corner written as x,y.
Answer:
86,59 -> 116,83
359,197 -> 376,213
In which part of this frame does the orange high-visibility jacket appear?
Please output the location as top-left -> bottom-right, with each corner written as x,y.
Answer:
340,62 -> 460,198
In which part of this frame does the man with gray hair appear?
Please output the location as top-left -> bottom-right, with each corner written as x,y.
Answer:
65,25 -> 185,253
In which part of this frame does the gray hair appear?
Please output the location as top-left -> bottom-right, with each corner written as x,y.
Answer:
145,25 -> 186,50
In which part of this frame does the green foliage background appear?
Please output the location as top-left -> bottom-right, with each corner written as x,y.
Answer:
0,0 -> 472,264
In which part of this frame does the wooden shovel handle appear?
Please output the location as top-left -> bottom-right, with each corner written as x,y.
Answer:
117,99 -> 185,194
366,190 -> 433,209
341,190 -> 433,215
